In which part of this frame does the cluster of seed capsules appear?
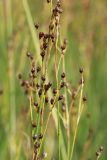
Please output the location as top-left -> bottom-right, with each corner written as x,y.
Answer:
18,52 -> 67,159
35,0 -> 67,63
96,146 -> 103,160
18,0 -> 87,159
18,2 -> 68,158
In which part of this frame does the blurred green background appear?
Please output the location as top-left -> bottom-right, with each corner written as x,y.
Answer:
0,0 -> 107,159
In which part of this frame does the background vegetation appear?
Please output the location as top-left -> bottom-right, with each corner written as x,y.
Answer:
0,0 -> 107,159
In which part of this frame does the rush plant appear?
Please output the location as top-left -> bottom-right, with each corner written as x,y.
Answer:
18,0 -> 87,159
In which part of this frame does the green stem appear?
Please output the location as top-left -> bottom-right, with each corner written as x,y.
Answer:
70,76 -> 84,160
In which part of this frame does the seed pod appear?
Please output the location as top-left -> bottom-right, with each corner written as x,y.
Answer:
37,66 -> 41,72
39,32 -> 44,39
32,122 -> 37,128
43,42 -> 48,50
83,96 -> 87,102
44,33 -> 49,39
34,102 -> 38,107
96,151 -> 100,157
50,98 -> 54,105
38,133 -> 43,140
61,45 -> 66,51
53,88 -> 57,95
34,23 -> 39,29
99,146 -> 103,152
79,78 -> 84,85
49,23 -> 54,30
61,72 -> 65,78
79,68 -> 84,74
40,51 -> 45,59
18,73 -> 22,79
34,142 -> 40,149
60,82 -> 65,88
47,0 -> 50,3
31,67 -> 36,74
33,134 -> 37,140
36,83 -> 40,89
45,96 -> 49,103
21,80 -> 26,87
41,75 -> 46,82
58,95 -> 64,101
38,88 -> 42,97
48,81 -> 52,87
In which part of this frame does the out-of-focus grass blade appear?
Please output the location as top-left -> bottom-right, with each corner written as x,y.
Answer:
23,0 -> 40,63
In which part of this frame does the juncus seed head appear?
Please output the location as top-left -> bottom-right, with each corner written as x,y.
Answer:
61,72 -> 65,78
34,23 -> 39,29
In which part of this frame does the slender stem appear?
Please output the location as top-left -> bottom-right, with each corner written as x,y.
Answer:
62,56 -> 70,160
70,75 -> 84,160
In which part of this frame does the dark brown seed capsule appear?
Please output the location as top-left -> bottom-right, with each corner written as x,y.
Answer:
33,134 -> 37,140
50,98 -> 54,105
47,0 -> 50,3
79,68 -> 84,74
36,83 -> 40,89
49,23 -> 54,30
61,72 -> 65,78
38,89 -> 42,96
64,38 -> 68,45
41,75 -> 46,82
35,23 -> 39,29
40,51 -> 45,59
83,96 -> 87,102
32,122 -> 37,128
48,81 -> 52,87
30,54 -> 34,61
60,82 -> 65,88
39,32 -> 44,39
99,146 -> 103,152
34,102 -> 38,107
58,95 -> 64,101
45,96 -> 49,103
18,73 -> 22,79
34,142 -> 40,149
61,45 -> 66,51
44,34 -> 49,39
33,74 -> 37,79
31,67 -> 36,74
96,151 -> 100,157
50,33 -> 55,39
21,80 -> 26,87
37,66 -> 41,72
38,133 -> 43,140
53,88 -> 57,95
79,78 -> 84,85
43,42 -> 48,50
